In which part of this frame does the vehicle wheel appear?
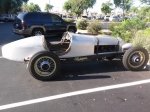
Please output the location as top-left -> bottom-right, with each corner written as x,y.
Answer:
123,47 -> 149,71
68,27 -> 76,33
28,51 -> 60,81
32,28 -> 44,36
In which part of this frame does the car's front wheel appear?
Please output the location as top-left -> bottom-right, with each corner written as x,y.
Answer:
68,27 -> 76,33
123,47 -> 149,71
28,51 -> 60,81
32,28 -> 44,36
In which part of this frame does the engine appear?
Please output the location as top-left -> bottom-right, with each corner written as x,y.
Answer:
94,45 -> 119,53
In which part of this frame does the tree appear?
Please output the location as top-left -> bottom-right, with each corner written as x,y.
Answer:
21,3 -> 41,12
0,0 -> 28,13
63,1 -> 72,12
140,0 -> 150,5
101,2 -> 113,15
63,0 -> 96,17
0,0 -> 5,13
130,6 -> 139,14
113,0 -> 132,17
71,0 -> 85,17
45,4 -> 53,12
83,0 -> 96,14
138,6 -> 150,21
113,0 -> 132,11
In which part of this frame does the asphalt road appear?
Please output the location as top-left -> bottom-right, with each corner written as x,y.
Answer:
0,22 -> 150,112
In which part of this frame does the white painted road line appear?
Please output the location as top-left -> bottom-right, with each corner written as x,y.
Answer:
0,56 -> 3,59
1,79 -> 150,110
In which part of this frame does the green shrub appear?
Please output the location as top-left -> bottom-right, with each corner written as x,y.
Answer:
87,20 -> 101,35
109,22 -> 121,31
64,18 -> 75,23
132,28 -> 150,52
77,19 -> 88,30
110,18 -> 147,42
144,17 -> 150,22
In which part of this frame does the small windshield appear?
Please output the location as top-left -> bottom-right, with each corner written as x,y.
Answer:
61,32 -> 71,41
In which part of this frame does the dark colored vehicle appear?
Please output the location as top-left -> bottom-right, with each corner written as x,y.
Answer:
13,12 -> 77,36
0,15 -> 3,22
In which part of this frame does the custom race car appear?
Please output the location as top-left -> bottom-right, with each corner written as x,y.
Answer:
2,32 -> 149,81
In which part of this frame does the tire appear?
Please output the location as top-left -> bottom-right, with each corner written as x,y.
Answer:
123,47 -> 149,71
28,51 -> 60,81
68,27 -> 76,33
32,28 -> 44,36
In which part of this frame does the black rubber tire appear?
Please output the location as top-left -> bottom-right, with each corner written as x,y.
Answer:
68,27 -> 76,33
32,28 -> 44,36
28,51 -> 60,81
123,47 -> 149,71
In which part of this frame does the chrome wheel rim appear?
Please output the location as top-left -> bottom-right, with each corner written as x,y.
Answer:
128,51 -> 145,68
34,31 -> 42,36
34,56 -> 56,77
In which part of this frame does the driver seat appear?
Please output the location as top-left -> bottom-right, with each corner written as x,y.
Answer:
42,36 -> 67,53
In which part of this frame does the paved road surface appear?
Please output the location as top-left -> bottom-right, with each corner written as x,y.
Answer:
0,22 -> 150,112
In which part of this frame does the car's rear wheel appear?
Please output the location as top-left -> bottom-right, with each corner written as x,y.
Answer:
68,27 -> 76,33
123,47 -> 149,71
28,51 -> 60,81
32,28 -> 44,36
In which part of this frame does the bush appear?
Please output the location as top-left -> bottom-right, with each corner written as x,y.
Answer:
144,17 -> 150,22
109,22 -> 121,31
132,28 -> 150,52
110,18 -> 146,42
87,20 -> 101,35
77,19 -> 88,30
64,18 -> 75,23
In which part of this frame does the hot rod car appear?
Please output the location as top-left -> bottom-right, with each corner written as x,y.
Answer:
2,32 -> 149,81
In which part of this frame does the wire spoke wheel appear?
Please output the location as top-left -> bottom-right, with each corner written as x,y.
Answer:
28,51 -> 60,81
128,51 -> 145,69
32,29 -> 44,36
34,56 -> 56,77
123,47 -> 149,71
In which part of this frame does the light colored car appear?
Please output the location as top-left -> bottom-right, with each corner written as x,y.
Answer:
2,32 -> 149,81
0,14 -> 15,22
104,15 -> 110,21
109,16 -> 120,22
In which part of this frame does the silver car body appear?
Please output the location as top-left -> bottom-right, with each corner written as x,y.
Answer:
2,33 -> 132,62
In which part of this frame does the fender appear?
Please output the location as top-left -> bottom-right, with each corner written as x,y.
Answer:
31,25 -> 46,32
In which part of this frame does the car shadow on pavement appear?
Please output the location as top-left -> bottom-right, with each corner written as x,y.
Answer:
55,60 -> 150,81
57,60 -> 125,81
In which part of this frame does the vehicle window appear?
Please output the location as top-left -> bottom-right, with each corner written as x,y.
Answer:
25,13 -> 39,21
51,15 -> 62,23
41,13 -> 51,22
17,13 -> 26,20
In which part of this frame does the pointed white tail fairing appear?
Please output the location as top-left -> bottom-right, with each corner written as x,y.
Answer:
2,36 -> 45,62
